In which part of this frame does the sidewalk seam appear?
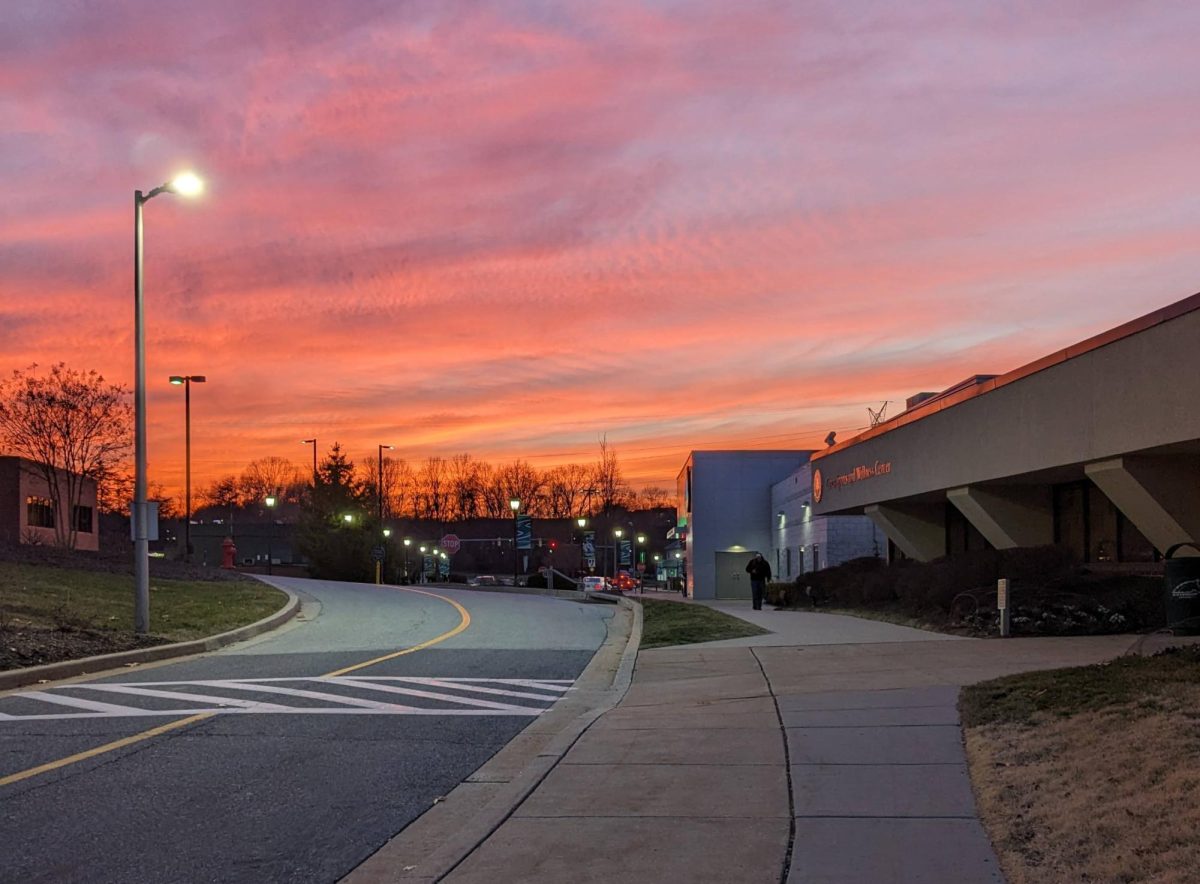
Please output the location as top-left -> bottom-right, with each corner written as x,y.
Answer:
752,647 -> 796,884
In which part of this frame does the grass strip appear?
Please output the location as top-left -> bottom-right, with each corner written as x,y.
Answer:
639,598 -> 770,649
0,561 -> 286,644
960,644 -> 1200,726
962,645 -> 1200,884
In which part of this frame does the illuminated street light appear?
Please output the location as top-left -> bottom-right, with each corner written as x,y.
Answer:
168,374 -> 206,563
343,513 -> 354,523
510,498 -> 521,586
133,170 -> 203,635
264,496 -> 276,575
403,537 -> 412,583
613,528 -> 623,578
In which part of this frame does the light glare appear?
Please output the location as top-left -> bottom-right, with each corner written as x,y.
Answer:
170,171 -> 204,197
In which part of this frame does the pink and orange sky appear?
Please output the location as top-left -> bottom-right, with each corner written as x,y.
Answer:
3,1 -> 1200,498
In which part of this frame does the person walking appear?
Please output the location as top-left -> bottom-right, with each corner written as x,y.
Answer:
746,552 -> 772,611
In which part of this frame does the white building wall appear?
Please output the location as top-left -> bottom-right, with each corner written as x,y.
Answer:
770,462 -> 882,579
681,451 -> 808,599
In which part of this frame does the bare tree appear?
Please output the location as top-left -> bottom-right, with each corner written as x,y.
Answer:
477,462 -> 510,517
97,465 -> 135,515
592,436 -> 631,515
0,363 -> 132,547
544,463 -> 593,518
498,459 -> 544,515
636,485 -> 673,510
448,453 -> 483,520
200,474 -> 242,509
239,456 -> 303,504
148,481 -> 181,520
390,457 -> 415,518
414,456 -> 447,521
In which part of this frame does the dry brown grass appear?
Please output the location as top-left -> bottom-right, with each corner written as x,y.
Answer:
965,683 -> 1200,884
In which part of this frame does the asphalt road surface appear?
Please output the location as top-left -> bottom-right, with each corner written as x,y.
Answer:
0,578 -> 613,884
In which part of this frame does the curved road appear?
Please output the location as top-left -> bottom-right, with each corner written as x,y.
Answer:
0,579 -> 613,883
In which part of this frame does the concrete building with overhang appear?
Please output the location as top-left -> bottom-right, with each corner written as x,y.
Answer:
677,451 -> 882,599
809,292 -> 1200,565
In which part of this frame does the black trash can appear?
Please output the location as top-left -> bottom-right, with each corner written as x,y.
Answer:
1164,543 -> 1200,634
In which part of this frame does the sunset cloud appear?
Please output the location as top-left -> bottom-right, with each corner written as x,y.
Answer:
3,0 -> 1199,498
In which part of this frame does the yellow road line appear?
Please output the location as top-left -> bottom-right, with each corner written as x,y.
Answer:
0,585 -> 471,788
0,713 -> 213,788
323,586 -> 471,677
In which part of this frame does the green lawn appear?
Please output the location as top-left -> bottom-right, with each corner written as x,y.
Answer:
0,561 -> 287,642
639,598 -> 770,649
960,644 -> 1200,726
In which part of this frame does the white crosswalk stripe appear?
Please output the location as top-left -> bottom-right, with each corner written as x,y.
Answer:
0,677 -> 573,722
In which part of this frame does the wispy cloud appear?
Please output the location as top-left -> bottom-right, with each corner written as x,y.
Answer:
3,0 -> 1199,494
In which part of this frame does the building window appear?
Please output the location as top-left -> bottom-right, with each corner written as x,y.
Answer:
74,505 -> 94,534
27,496 -> 55,529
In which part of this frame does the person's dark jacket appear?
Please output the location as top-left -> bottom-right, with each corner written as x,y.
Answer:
746,556 -> 772,582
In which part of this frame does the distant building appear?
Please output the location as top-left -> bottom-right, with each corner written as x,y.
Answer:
0,455 -> 99,551
677,451 -> 880,600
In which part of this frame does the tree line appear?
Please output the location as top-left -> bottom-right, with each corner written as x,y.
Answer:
0,364 -> 672,553
199,439 -> 673,520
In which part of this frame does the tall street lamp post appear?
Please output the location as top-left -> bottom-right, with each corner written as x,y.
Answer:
403,537 -> 412,583
133,170 -> 202,634
636,533 -> 646,590
613,528 -> 623,578
303,439 -> 317,480
168,374 -> 206,563
576,517 -> 588,574
377,444 -> 394,524
264,496 -> 276,575
510,497 -> 521,586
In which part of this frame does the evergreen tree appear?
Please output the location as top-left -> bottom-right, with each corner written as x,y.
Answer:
297,443 -> 376,580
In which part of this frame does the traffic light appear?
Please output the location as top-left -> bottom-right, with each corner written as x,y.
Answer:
549,539 -> 558,552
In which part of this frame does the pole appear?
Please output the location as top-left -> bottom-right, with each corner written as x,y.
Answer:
513,513 -> 519,587
375,560 -> 381,585
184,377 -> 191,563
312,441 -> 317,478
378,445 -> 384,525
133,191 -> 150,634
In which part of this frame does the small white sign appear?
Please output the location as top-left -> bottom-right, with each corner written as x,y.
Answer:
997,578 -> 1009,610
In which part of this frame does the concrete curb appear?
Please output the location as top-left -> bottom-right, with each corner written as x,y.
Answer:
343,596 -> 643,884
0,585 -> 301,692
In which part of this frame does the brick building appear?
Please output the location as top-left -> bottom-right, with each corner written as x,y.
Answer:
0,455 -> 100,551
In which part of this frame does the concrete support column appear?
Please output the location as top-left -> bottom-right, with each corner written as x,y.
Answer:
864,503 -> 945,562
1085,456 -> 1200,556
946,485 -> 1053,550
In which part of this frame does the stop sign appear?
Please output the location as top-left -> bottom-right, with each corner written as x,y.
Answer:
440,533 -> 461,555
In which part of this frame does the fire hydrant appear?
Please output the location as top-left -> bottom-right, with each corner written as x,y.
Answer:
221,536 -> 237,569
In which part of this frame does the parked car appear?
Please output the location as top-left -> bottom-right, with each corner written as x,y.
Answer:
612,572 -> 640,592
580,576 -> 609,593
468,575 -> 499,587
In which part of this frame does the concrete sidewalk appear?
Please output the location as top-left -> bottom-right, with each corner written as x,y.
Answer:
361,609 -> 1146,882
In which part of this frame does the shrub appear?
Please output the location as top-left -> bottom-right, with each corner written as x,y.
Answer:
776,545 -> 1162,637
525,572 -> 547,588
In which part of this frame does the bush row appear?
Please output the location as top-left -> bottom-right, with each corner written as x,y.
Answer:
766,546 -> 1164,635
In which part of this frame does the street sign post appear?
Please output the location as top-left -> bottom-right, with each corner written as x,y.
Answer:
372,545 -> 386,585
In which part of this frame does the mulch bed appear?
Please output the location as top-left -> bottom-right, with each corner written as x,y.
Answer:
0,625 -> 171,671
